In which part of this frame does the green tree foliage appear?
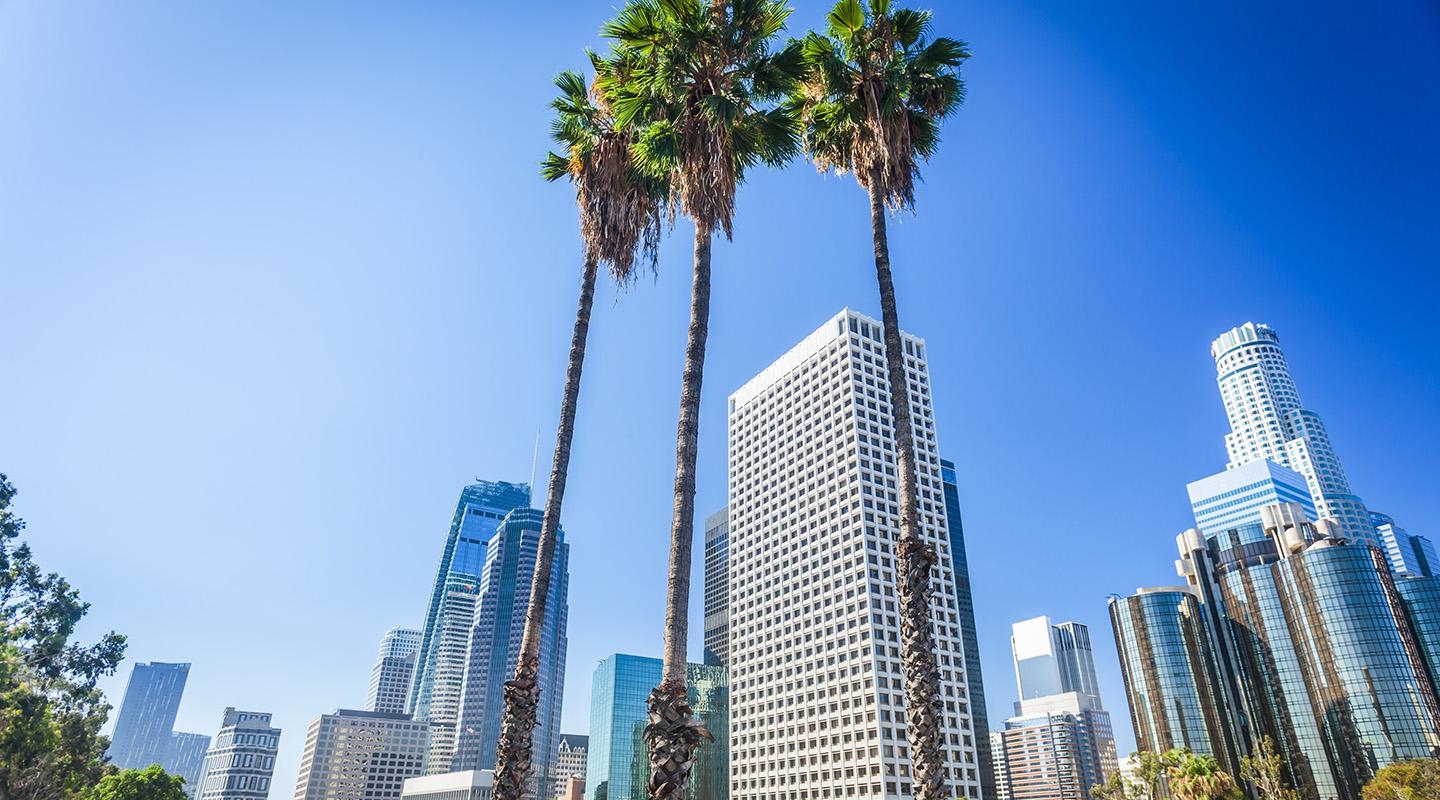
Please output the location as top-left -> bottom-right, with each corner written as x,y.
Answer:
1361,758 -> 1440,800
0,473 -> 127,800
1165,748 -> 1241,800
1239,736 -> 1298,800
1091,751 -> 1172,800
86,766 -> 187,800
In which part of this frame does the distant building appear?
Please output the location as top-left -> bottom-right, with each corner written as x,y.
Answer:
552,734 -> 588,800
194,708 -> 280,800
561,776 -> 585,800
1186,458 -> 1316,535
996,712 -> 1102,800
108,662 -> 191,770
293,709 -> 429,800
402,770 -> 494,800
989,732 -> 1010,800
369,627 -> 421,715
410,480 -> 531,774
169,732 -> 212,798
940,458 -> 994,800
1208,322 -> 1373,545
701,508 -> 729,668
451,507 -> 569,800
1372,514 -> 1437,578
586,655 -> 726,800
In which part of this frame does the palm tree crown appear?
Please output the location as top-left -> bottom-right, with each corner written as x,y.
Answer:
541,56 -> 668,281
601,0 -> 807,239
796,0 -> 968,210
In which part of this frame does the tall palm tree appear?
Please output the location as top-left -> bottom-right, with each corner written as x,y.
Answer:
490,62 -> 667,800
792,2 -> 968,798
600,2 -> 804,797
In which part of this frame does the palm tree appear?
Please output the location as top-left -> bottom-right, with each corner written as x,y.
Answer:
490,62 -> 667,800
791,1 -> 967,797
600,2 -> 804,798
1167,750 -> 1241,800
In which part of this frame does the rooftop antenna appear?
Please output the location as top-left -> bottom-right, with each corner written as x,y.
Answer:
528,428 -> 540,495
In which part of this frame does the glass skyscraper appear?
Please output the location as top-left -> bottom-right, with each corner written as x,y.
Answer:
585,655 -> 727,800
452,507 -> 570,800
409,480 -> 530,772
108,662 -> 198,772
1186,458 -> 1316,535
939,458 -> 994,800
369,626 -> 421,716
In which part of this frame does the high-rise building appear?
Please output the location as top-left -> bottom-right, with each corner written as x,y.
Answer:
108,662 -> 192,770
989,733 -> 1009,800
552,734 -> 588,800
170,732 -> 213,798
726,309 -> 981,800
585,655 -> 727,800
451,507 -> 569,794
939,459 -> 993,800
1186,458 -> 1316,536
292,709 -> 430,800
1209,322 -> 1373,545
410,481 -> 530,773
194,708 -> 280,800
1373,515 -> 1437,578
1166,503 -> 1440,799
1107,589 -> 1240,774
369,628 -> 421,716
702,508 -> 730,668
995,619 -> 1115,800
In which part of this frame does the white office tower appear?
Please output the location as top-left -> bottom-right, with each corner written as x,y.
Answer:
292,709 -> 430,800
1210,322 -> 1373,545
423,583 -> 479,774
369,628 -> 421,715
727,309 -> 981,800
195,709 -> 281,800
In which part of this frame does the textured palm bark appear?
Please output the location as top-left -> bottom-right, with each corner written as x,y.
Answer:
869,183 -> 949,800
646,223 -> 713,800
493,256 -> 599,800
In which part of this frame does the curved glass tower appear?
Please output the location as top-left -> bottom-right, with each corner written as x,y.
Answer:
1107,588 -> 1240,773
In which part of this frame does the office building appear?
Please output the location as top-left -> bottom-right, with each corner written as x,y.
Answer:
410,481 -> 530,773
1209,322 -> 1373,545
939,459 -> 993,800
553,735 -> 588,800
194,708 -> 280,800
994,619 -> 1115,800
1186,458 -> 1316,535
989,733 -> 1009,800
369,627 -> 421,716
451,507 -> 570,795
292,709 -> 430,800
108,662 -> 192,770
402,770 -> 494,800
702,508 -> 730,668
726,309 -> 981,800
170,732 -> 213,798
1107,589 -> 1240,774
1374,516 -> 1437,578
1396,576 -> 1440,702
585,655 -> 727,800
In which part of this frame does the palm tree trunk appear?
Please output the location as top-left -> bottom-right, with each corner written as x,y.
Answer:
646,221 -> 715,800
868,181 -> 950,800
492,255 -> 599,800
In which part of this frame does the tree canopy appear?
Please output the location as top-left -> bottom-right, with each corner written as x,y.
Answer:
1362,759 -> 1440,800
86,766 -> 188,800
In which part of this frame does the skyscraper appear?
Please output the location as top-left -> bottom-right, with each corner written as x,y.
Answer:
995,619 -> 1115,800
1185,458 -> 1316,535
451,507 -> 569,794
369,627 -> 421,716
170,732 -> 213,798
1209,322 -> 1373,545
726,309 -> 981,800
409,481 -> 530,773
194,708 -> 280,800
292,709 -> 430,800
939,459 -> 993,800
108,662 -> 192,771
702,507 -> 730,668
1372,513 -> 1437,578
585,655 -> 727,800
552,734 -> 589,800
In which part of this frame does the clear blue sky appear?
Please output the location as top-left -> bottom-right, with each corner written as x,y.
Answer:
2,0 -> 1438,792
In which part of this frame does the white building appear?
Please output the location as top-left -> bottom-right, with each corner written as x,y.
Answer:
423,581 -> 480,774
727,308 -> 982,800
292,709 -> 430,800
369,628 -> 421,716
401,770 -> 494,800
195,708 -> 280,800
1209,322 -> 1373,545
551,734 -> 587,800
1374,516 -> 1438,578
1186,458 -> 1317,535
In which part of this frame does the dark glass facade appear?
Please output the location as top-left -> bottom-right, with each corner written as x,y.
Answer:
940,458 -> 994,800
1107,590 -> 1241,774
702,508 -> 729,668
1396,575 -> 1440,703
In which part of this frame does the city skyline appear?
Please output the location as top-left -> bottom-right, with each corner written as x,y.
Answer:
3,1 -> 1438,797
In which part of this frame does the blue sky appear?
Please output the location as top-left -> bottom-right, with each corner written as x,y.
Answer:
2,0 -> 1438,792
